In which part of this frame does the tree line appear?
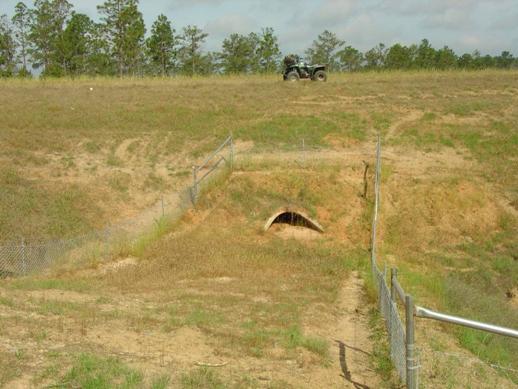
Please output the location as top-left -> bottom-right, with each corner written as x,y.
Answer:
0,0 -> 516,78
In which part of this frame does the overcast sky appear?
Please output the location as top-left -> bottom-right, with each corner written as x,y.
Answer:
1,0 -> 517,55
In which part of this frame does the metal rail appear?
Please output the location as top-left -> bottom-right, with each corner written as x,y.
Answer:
415,306 -> 518,339
190,135 -> 234,205
392,274 -> 406,304
198,156 -> 226,183
198,135 -> 232,171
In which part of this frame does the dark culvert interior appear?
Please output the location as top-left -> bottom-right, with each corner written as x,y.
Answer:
270,212 -> 322,232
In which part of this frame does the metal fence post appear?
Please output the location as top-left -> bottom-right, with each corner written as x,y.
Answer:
406,294 -> 416,389
389,268 -> 398,342
21,238 -> 27,275
378,271 -> 383,312
104,228 -> 110,256
192,165 -> 198,204
161,195 -> 165,217
391,268 -> 398,303
229,134 -> 234,171
302,138 -> 305,167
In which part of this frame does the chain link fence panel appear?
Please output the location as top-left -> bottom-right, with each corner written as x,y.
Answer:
419,349 -> 517,388
370,136 -> 419,386
373,262 -> 408,382
1,137 -> 232,279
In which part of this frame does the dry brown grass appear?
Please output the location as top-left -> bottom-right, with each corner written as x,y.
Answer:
0,70 -> 517,387
2,70 -> 517,240
0,163 -> 380,387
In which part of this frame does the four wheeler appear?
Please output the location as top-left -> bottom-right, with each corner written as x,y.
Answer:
283,55 -> 327,82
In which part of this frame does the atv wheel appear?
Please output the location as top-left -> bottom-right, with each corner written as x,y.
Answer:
286,71 -> 300,82
313,70 -> 327,82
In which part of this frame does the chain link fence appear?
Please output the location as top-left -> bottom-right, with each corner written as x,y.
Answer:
0,188 -> 192,278
369,136 -> 419,387
369,136 -> 517,388
419,349 -> 518,388
190,134 -> 233,204
0,136 -> 233,278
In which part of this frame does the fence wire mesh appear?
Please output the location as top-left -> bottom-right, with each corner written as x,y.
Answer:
190,135 -> 233,204
0,190 -> 189,278
370,136 -> 416,385
0,137 -> 232,279
419,349 -> 517,388
369,135 -> 518,388
372,261 -> 408,382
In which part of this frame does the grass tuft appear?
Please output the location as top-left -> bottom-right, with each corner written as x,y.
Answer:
58,353 -> 143,389
180,367 -> 226,389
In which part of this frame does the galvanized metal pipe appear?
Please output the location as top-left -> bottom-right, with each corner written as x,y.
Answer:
230,134 -> 234,171
390,268 -> 398,303
415,306 -> 518,339
406,295 -> 417,389
198,156 -> 225,183
392,277 -> 406,305
198,135 -> 232,171
191,165 -> 198,204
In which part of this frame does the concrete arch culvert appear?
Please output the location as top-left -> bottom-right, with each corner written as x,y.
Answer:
264,208 -> 324,233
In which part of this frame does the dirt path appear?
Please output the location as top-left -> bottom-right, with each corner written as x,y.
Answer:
88,140 -> 474,258
302,271 -> 380,388
385,110 -> 423,140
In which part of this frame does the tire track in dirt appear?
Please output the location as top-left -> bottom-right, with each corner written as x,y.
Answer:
385,110 -> 423,140
302,271 -> 380,388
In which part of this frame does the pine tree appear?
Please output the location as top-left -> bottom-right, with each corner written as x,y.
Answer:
496,51 -> 514,69
256,27 -> 281,73
337,46 -> 363,72
247,32 -> 260,73
29,0 -> 73,76
146,14 -> 176,76
97,0 -> 146,76
197,51 -> 218,75
0,14 -> 17,77
385,43 -> 414,69
178,25 -> 208,76
305,30 -> 344,71
364,43 -> 387,69
457,53 -> 474,69
435,46 -> 457,69
414,39 -> 436,69
219,33 -> 254,74
12,2 -> 31,76
88,22 -> 115,75
62,13 -> 94,76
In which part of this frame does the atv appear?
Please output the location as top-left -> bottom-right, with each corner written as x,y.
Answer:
283,55 -> 327,82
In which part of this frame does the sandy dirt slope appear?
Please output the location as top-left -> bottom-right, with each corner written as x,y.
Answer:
302,272 -> 380,388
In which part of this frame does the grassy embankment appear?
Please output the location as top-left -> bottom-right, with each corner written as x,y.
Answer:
0,70 -> 517,387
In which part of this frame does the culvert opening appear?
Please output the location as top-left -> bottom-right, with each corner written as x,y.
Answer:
264,209 -> 324,233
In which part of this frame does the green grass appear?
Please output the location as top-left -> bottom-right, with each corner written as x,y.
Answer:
1,71 -> 517,387
282,325 -> 329,359
380,180 -> 518,383
0,296 -> 15,307
185,307 -> 225,327
447,100 -> 498,117
1,71 -> 516,240
180,367 -> 226,389
151,375 -> 171,389
0,167 -> 101,240
121,215 -> 176,258
0,351 -> 22,386
8,278 -> 94,292
367,308 -> 396,385
108,172 -> 131,193
238,114 -> 338,149
57,354 -> 143,389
